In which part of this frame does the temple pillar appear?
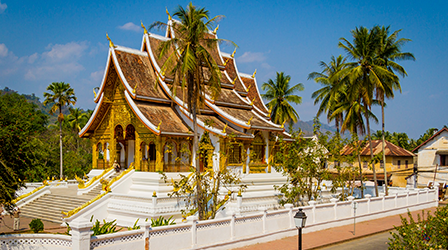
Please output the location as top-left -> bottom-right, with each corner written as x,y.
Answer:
155,136 -> 165,172
264,134 -> 270,173
243,142 -> 250,174
92,139 -> 98,169
135,132 -> 141,171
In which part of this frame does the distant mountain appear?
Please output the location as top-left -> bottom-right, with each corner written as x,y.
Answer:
290,120 -> 337,136
1,87 -> 70,125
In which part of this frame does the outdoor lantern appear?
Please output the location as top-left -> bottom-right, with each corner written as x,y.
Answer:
294,208 -> 307,228
294,208 -> 307,250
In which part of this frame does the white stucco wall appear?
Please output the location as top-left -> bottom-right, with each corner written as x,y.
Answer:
417,130 -> 448,167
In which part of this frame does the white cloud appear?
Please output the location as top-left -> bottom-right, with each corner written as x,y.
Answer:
0,41 -> 89,81
0,43 -> 8,57
118,22 -> 141,32
90,70 -> 104,83
0,1 -> 7,14
237,52 -> 266,63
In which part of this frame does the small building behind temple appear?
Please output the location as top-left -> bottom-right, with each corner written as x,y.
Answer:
412,127 -> 448,186
331,140 -> 415,187
79,18 -> 291,176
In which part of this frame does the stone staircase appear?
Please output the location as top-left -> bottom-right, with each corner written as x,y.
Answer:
20,193 -> 91,224
20,171 -> 121,224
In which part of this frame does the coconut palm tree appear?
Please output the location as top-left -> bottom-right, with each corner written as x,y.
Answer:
150,3 -> 228,220
339,26 -> 399,196
261,72 -> 304,126
309,55 -> 349,133
43,82 -> 76,179
375,25 -> 415,195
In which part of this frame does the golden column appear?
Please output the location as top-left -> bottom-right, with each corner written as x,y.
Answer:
155,136 -> 165,172
135,131 -> 141,171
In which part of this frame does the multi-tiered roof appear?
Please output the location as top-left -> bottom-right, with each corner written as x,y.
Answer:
80,18 -> 288,139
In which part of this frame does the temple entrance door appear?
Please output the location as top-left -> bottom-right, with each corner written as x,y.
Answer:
116,142 -> 125,167
125,125 -> 136,168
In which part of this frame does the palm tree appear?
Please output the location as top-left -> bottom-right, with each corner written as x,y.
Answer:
150,3 -> 227,220
375,26 -> 415,195
339,26 -> 399,196
261,72 -> 304,126
43,82 -> 76,179
309,55 -> 349,132
66,107 -> 88,150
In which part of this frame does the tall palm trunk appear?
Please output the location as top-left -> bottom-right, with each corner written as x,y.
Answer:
356,136 -> 364,198
365,105 -> 378,197
59,108 -> 63,180
381,102 -> 388,195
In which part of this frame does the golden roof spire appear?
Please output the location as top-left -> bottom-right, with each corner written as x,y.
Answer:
224,58 -> 230,66
246,85 -> 251,92
213,25 -> 219,34
141,21 -> 148,34
166,8 -> 172,21
232,76 -> 237,85
106,33 -> 114,48
250,97 -> 256,105
231,48 -> 236,58
252,69 -> 257,78
93,88 -> 97,98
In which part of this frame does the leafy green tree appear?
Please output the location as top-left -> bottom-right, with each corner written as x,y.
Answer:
43,82 -> 77,179
0,91 -> 47,208
66,107 -> 89,150
150,3 -> 231,220
309,55 -> 348,132
262,72 -> 304,125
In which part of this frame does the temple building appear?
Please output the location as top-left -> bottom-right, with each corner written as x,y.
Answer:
79,18 -> 290,175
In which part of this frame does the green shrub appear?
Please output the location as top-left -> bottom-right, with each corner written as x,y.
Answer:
388,206 -> 448,249
90,217 -> 122,236
29,219 -> 44,233
127,219 -> 141,230
151,216 -> 176,227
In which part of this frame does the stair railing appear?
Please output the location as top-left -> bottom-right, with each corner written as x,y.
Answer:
12,180 -> 51,207
77,166 -> 114,189
62,163 -> 135,219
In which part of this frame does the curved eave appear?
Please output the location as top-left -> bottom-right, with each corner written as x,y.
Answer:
93,50 -> 113,103
110,47 -> 138,99
251,110 -> 284,132
177,106 -> 226,137
251,76 -> 270,114
79,93 -> 105,137
205,100 -> 250,129
124,91 -> 161,135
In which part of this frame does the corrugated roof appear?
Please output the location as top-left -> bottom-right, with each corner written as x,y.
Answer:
341,140 -> 415,157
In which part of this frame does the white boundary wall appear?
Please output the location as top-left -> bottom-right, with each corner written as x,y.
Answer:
1,187 -> 438,250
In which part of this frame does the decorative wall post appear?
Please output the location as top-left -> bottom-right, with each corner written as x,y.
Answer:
330,198 -> 338,220
142,221 -> 152,250
258,207 -> 267,234
381,194 -> 385,211
417,189 -> 420,203
347,196 -> 355,216
187,216 -> 198,248
395,193 -> 398,208
406,190 -> 409,206
365,194 -> 372,214
424,188 -> 429,202
284,204 -> 293,228
237,195 -> 243,216
230,212 -> 236,240
309,201 -> 317,224
70,220 -> 92,250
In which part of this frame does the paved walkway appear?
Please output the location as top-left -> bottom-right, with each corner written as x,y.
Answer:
0,215 -> 66,234
233,206 -> 439,250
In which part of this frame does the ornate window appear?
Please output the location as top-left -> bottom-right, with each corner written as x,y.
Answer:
114,125 -> 124,140
164,141 -> 177,163
148,142 -> 156,162
228,143 -> 241,164
125,124 -> 135,140
180,141 -> 191,165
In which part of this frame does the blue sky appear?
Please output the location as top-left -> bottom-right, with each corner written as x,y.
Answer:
0,0 -> 447,139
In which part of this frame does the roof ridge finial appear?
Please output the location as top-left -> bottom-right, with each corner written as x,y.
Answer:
93,88 -> 97,99
232,76 -> 237,85
252,69 -> 257,78
141,21 -> 148,34
246,116 -> 253,126
213,25 -> 219,34
246,85 -> 251,92
106,33 -> 114,48
250,97 -> 256,105
166,7 -> 172,21
281,120 -> 286,128
157,121 -> 162,130
222,123 -> 228,133
231,48 -> 236,58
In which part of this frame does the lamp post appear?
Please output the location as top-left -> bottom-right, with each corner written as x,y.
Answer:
294,208 -> 307,250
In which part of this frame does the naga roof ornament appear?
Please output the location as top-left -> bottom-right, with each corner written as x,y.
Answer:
106,33 -> 114,48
